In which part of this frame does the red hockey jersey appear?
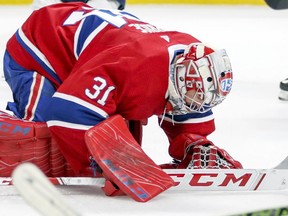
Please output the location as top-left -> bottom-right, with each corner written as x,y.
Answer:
5,3 -> 215,173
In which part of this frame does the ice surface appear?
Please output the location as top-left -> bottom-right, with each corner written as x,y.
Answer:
0,4 -> 288,216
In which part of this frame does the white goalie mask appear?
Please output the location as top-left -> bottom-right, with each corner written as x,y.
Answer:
169,43 -> 233,114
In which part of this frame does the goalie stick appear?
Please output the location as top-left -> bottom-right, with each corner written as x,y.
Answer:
12,162 -> 82,216
264,0 -> 288,9
3,156 -> 288,191
12,162 -> 288,216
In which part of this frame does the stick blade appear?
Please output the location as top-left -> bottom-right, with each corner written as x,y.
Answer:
12,163 -> 81,216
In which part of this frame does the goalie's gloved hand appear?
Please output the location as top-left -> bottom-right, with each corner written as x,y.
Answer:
168,133 -> 243,169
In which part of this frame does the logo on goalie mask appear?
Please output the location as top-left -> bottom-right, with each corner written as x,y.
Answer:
169,43 -> 233,113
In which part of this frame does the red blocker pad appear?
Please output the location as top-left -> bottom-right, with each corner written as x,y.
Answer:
85,115 -> 174,202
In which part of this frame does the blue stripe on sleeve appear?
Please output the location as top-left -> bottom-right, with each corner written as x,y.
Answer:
164,110 -> 214,123
44,96 -> 107,127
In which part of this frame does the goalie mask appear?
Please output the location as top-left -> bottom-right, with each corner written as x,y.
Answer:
169,43 -> 233,114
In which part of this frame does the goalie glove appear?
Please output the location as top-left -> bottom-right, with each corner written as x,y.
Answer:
166,133 -> 242,169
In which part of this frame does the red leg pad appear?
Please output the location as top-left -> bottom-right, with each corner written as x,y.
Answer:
85,115 -> 174,202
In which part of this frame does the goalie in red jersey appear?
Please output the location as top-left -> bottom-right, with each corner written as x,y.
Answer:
1,2 -> 242,180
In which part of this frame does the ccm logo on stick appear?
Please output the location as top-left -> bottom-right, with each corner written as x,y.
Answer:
168,171 -> 259,190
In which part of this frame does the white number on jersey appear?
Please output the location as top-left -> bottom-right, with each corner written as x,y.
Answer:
85,76 -> 115,106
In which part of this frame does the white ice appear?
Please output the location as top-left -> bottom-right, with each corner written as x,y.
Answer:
0,3 -> 288,216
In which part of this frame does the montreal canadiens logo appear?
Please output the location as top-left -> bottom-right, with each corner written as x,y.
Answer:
221,78 -> 232,92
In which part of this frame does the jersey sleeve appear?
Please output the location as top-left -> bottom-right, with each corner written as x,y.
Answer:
159,111 -> 216,143
159,111 -> 216,160
6,3 -> 90,87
